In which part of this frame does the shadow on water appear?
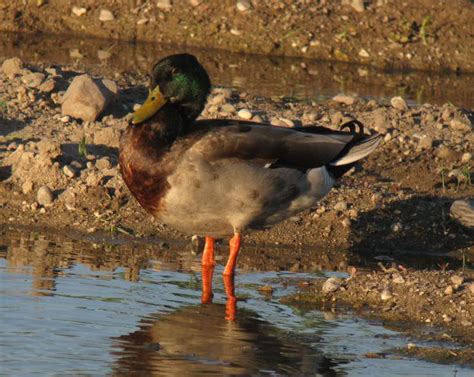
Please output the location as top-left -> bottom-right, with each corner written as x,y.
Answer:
2,227 -> 473,376
2,31 -> 474,108
348,195 -> 474,269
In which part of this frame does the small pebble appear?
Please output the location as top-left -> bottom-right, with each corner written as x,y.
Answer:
444,285 -> 454,295
341,218 -> 351,228
37,185 -> 54,206
72,6 -> 87,16
418,135 -> 433,150
237,109 -> 252,120
450,275 -> 464,286
391,222 -> 402,232
63,165 -> 76,178
332,94 -> 355,105
280,118 -> 294,127
60,116 -> 70,123
221,104 -> 235,113
99,9 -> 114,22
236,1 -> 251,12
461,152 -> 472,163
392,275 -> 405,284
390,96 -> 408,111
358,48 -> 370,58
322,277 -> 342,294
381,288 -> 393,301
334,201 -> 348,211
157,0 -> 172,10
22,180 -> 33,194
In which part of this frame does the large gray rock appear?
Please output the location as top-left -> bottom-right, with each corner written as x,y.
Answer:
61,74 -> 118,122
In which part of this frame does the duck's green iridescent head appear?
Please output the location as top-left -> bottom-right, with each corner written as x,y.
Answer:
132,54 -> 211,125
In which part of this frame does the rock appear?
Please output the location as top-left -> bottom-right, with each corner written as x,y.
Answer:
93,127 -> 121,148
442,314 -> 452,323
137,18 -> 148,25
63,165 -> 76,178
467,283 -> 474,295
85,172 -> 101,187
449,119 -> 471,132
444,285 -> 454,295
332,94 -> 355,105
37,185 -> 54,206
341,218 -> 351,228
391,222 -> 402,232
349,0 -> 365,12
435,145 -> 457,160
61,74 -> 118,122
221,104 -> 235,113
96,157 -> 112,170
2,57 -> 24,77
390,96 -> 408,111
392,275 -> 405,284
209,94 -> 225,106
236,1 -> 251,12
99,9 -> 114,22
334,201 -> 348,211
358,48 -> 370,58
72,6 -> 87,16
36,139 -> 61,159
280,118 -> 295,128
22,72 -> 45,88
22,180 -> 33,194
450,275 -> 464,286
381,288 -> 393,301
322,277 -> 342,294
450,200 -> 474,228
97,50 -> 111,60
237,109 -> 252,120
461,152 -> 472,163
157,0 -> 172,10
418,135 -> 433,150
190,0 -> 202,6
384,133 -> 392,142
38,79 -> 55,92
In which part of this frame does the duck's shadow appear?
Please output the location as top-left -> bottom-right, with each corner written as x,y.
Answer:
348,194 -> 473,269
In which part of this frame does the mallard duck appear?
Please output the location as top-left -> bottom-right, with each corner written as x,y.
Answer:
119,54 -> 381,279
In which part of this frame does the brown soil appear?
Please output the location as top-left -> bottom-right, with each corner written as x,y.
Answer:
0,58 -> 473,356
1,0 -> 473,73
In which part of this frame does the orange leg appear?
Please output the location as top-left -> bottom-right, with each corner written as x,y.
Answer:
223,273 -> 237,321
223,233 -> 241,276
201,236 -> 215,266
201,236 -> 215,303
201,264 -> 215,304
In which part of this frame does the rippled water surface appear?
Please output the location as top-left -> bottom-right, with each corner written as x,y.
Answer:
1,32 -> 474,108
0,228 -> 471,376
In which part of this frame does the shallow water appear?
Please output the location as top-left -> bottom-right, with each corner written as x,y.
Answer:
1,228 -> 471,376
1,31 -> 474,109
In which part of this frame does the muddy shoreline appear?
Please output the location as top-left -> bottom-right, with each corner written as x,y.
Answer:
1,0 -> 474,73
0,58 -> 473,356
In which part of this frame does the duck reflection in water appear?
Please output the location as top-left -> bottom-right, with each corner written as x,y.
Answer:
112,302 -> 339,376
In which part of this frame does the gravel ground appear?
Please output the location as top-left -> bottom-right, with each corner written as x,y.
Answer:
1,0 -> 473,72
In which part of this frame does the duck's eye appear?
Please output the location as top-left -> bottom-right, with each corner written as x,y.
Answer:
151,97 -> 156,101
171,68 -> 180,76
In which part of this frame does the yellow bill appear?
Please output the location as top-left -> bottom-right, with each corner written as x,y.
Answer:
132,86 -> 167,125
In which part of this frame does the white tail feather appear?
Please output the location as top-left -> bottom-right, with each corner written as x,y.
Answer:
330,134 -> 382,166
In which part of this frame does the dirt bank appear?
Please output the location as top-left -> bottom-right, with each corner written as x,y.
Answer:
1,0 -> 473,73
0,58 -> 473,350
